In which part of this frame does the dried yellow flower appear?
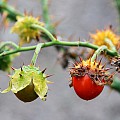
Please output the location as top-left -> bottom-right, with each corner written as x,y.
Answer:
90,28 -> 120,49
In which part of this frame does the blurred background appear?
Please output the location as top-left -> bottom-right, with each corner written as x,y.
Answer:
0,0 -> 120,120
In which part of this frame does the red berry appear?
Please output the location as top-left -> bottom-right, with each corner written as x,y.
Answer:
69,58 -> 113,101
72,75 -> 104,100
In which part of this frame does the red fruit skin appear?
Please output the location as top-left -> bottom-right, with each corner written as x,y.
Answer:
72,74 -> 104,100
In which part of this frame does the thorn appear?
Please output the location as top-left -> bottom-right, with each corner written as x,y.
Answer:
68,78 -> 72,81
19,74 -> 22,77
36,36 -> 40,42
69,82 -> 73,88
97,57 -> 103,67
53,17 -> 64,27
89,58 -> 91,66
95,55 -> 97,61
47,80 -> 54,84
68,33 -> 75,41
41,68 -> 47,74
102,62 -> 107,69
79,56 -> 83,62
45,74 -> 53,78
24,9 -> 27,15
104,68 -> 112,71
7,74 -> 11,78
29,10 -> 33,16
107,72 -> 116,80
74,61 -> 79,66
21,67 -> 23,71
94,56 -> 97,65
36,16 -> 41,20
11,67 -> 15,70
68,61 -> 76,67
68,67 -> 75,69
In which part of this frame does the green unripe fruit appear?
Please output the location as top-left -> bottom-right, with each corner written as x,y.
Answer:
1,65 -> 51,102
15,82 -> 38,102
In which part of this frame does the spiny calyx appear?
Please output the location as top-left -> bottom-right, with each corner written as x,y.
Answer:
70,57 -> 113,86
1,65 -> 52,102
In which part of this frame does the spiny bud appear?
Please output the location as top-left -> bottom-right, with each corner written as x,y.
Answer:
11,15 -> 45,46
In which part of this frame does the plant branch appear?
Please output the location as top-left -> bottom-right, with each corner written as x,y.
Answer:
41,0 -> 50,27
104,38 -> 117,53
91,45 -> 108,62
0,41 -> 118,58
31,24 -> 56,41
31,43 -> 43,66
0,41 -> 19,49
111,76 -> 120,92
0,1 -> 23,21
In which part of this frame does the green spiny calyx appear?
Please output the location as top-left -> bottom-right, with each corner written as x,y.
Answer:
1,65 -> 51,102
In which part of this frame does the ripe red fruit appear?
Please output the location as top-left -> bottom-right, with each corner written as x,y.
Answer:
69,57 -> 113,101
72,75 -> 104,100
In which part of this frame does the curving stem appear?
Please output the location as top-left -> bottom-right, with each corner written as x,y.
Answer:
0,41 -> 19,49
91,45 -> 108,62
31,43 -> 43,66
104,38 -> 117,54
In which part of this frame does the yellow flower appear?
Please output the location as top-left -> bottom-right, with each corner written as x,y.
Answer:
90,28 -> 120,49
11,15 -> 44,46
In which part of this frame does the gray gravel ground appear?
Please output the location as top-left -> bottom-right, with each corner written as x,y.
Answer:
0,0 -> 120,120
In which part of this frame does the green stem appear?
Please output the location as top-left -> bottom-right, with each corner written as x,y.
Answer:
0,1 -> 23,21
91,45 -> 108,62
31,24 -> 56,41
104,38 -> 117,53
41,0 -> 50,27
0,41 -> 19,49
0,41 -> 118,58
111,76 -> 120,92
31,43 -> 43,66
115,0 -> 120,32
41,0 -> 55,34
